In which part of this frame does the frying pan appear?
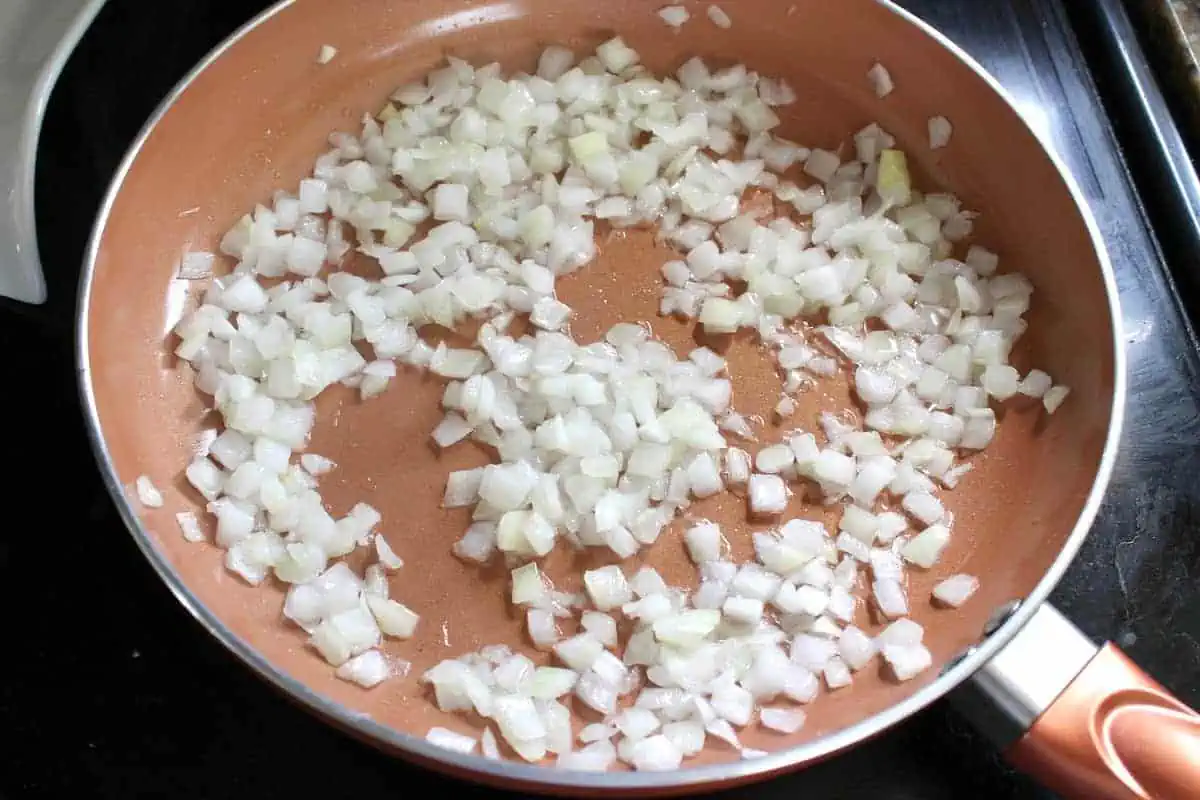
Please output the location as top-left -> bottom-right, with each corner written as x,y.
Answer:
72,0 -> 1200,796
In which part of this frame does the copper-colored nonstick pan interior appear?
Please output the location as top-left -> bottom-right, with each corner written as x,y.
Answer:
80,0 -> 1116,791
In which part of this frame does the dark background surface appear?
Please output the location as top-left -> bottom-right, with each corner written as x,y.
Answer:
4,1 -> 1199,798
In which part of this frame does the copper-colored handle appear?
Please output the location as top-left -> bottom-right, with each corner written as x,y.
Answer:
1007,643 -> 1200,799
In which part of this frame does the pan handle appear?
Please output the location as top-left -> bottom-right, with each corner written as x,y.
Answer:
955,603 -> 1200,799
0,0 -> 105,304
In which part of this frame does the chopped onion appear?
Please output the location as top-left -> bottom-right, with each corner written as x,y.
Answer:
928,116 -> 953,149
374,536 -> 403,570
748,473 -> 788,514
901,524 -> 951,569
366,595 -> 419,638
629,734 -> 683,771
823,657 -> 853,689
480,727 -> 501,759
335,649 -> 389,687
557,740 -> 617,771
584,565 -> 633,610
575,669 -> 620,715
1044,385 -> 1070,413
873,578 -> 909,618
179,251 -> 214,280
722,595 -> 765,625
615,707 -> 661,742
1019,369 -> 1053,398
426,727 -> 477,754
555,633 -> 603,672
512,562 -> 549,606
901,491 -> 945,526
867,62 -> 895,97
837,625 -> 877,670
135,475 -> 163,508
581,611 -> 619,647
933,574 -> 979,607
161,35 -> 1070,763
175,511 -> 205,542
653,609 -> 721,646
706,4 -> 732,29
658,5 -> 690,28
760,707 -> 806,734
878,618 -> 925,647
882,643 -> 933,681
527,607 -> 560,649
685,521 -> 724,563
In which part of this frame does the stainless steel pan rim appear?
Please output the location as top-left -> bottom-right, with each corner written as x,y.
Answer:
1,0 -> 107,304
74,0 -> 1127,791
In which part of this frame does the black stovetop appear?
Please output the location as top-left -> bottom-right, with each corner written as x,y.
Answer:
5,1 -> 1200,798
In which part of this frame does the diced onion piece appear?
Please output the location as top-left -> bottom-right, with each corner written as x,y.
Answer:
803,149 -> 840,183
867,62 -> 895,97
135,475 -> 163,508
756,443 -> 795,474
837,625 -> 877,670
711,683 -> 754,726
426,727 -> 477,754
877,149 -> 911,207
662,720 -> 705,756
1019,369 -> 1053,398
813,450 -> 855,488
760,707 -> 806,734
493,694 -> 547,747
685,521 -> 723,563
960,408 -> 996,450
480,728 -> 501,759
555,633 -> 604,672
1044,385 -> 1070,413
981,364 -> 1020,400
928,116 -> 953,149
698,297 -> 742,333
179,251 -> 215,279
175,511 -> 204,542
658,5 -> 690,29
882,643 -> 933,681
366,595 -> 419,638
791,633 -> 837,672
653,609 -> 721,646
823,657 -> 853,689
557,740 -> 618,771
629,734 -> 682,771
596,36 -> 639,73
584,565 -> 633,610
301,453 -> 335,476
873,578 -> 909,618
725,447 -> 751,485
748,473 -> 788,515
374,536 -> 403,570
878,618 -> 925,647
933,574 -> 979,607
722,595 -> 765,625
528,666 -> 578,699
575,669 -> 620,715
706,5 -> 732,29
615,707 -> 661,742
335,650 -> 389,688
512,562 -> 549,606
527,607 -> 560,649
901,524 -> 951,569
901,491 -> 945,526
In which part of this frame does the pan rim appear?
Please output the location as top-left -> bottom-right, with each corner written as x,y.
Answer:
74,0 -> 1127,791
